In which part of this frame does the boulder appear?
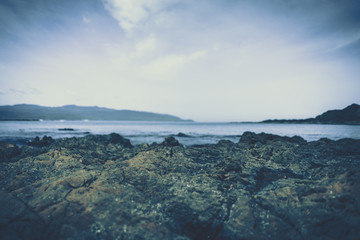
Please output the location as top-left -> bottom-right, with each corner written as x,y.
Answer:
27,136 -> 55,147
161,136 -> 181,147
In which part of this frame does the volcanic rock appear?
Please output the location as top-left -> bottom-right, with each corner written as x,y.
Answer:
0,132 -> 359,239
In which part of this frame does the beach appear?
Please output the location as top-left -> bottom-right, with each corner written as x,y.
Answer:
1,132 -> 359,239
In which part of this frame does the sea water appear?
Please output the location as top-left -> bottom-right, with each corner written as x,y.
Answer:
1,121 -> 360,146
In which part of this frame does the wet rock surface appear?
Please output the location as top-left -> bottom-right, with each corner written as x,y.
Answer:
0,132 -> 359,240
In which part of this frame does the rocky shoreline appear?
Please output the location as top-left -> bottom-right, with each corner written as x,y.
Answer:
1,132 -> 360,240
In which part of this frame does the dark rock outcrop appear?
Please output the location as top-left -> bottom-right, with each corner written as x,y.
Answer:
161,136 -> 181,147
0,132 -> 359,239
58,128 -> 75,131
239,131 -> 307,145
262,103 -> 360,125
176,132 -> 191,137
27,136 -> 55,147
0,142 -> 21,162
315,103 -> 360,124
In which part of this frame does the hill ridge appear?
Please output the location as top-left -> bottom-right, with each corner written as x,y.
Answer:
261,103 -> 360,125
0,104 -> 191,122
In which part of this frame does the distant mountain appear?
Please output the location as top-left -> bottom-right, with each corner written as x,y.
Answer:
0,104 -> 191,122
261,104 -> 360,125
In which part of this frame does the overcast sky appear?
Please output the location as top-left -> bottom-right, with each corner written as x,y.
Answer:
0,0 -> 359,121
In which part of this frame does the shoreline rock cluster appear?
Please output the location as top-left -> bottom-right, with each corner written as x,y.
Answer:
1,132 -> 360,239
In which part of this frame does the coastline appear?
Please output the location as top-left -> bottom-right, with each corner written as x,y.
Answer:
1,132 -> 360,239
0,119 -> 40,121
260,119 -> 360,125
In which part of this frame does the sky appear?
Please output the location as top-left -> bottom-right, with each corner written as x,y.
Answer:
0,0 -> 359,121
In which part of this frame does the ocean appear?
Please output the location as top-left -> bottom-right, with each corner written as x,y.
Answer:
1,120 -> 360,146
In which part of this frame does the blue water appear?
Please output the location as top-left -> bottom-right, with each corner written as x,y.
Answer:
0,121 -> 360,146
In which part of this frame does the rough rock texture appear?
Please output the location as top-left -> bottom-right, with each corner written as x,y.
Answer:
0,132 -> 359,240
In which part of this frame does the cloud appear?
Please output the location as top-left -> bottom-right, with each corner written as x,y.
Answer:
253,0 -> 360,38
325,31 -> 360,58
142,50 -> 206,80
1,0 -> 359,120
103,0 -> 180,32
5,85 -> 42,95
133,35 -> 157,57
82,16 -> 92,23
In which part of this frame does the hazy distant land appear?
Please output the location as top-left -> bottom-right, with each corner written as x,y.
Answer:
0,103 -> 359,124
0,104 -> 191,122
261,103 -> 360,125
